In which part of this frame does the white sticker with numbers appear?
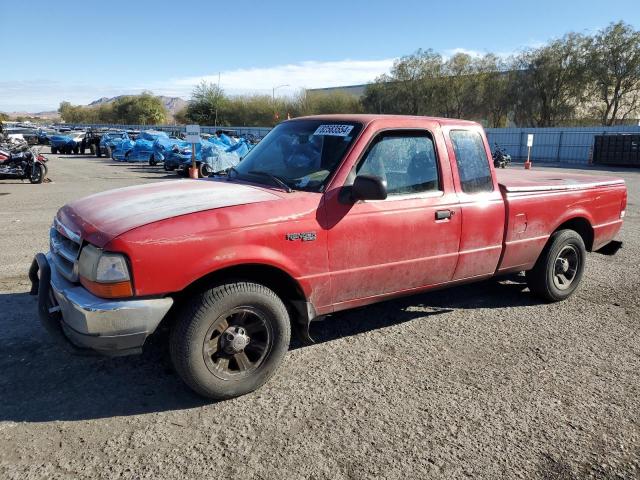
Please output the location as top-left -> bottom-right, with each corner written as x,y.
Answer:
313,124 -> 354,136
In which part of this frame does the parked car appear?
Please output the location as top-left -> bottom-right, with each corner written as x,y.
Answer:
112,130 -> 168,162
80,129 -> 108,155
36,128 -> 58,145
97,131 -> 128,158
163,137 -> 249,177
31,114 -> 626,400
50,131 -> 86,154
151,135 -> 183,166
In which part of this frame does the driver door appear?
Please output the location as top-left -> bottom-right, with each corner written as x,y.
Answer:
326,129 -> 461,308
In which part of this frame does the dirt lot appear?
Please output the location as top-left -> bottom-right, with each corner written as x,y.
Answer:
0,151 -> 639,479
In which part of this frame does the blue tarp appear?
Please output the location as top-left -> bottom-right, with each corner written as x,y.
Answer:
161,137 -> 252,173
152,136 -> 184,162
112,130 -> 169,162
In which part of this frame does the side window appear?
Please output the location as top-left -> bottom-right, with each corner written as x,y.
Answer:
356,132 -> 440,195
450,130 -> 493,193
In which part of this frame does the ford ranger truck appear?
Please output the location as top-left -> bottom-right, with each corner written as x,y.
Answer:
30,115 -> 626,400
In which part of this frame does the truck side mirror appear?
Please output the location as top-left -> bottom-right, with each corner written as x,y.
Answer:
351,174 -> 387,201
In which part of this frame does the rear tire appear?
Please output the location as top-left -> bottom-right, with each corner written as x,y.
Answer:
199,162 -> 212,177
170,282 -> 291,400
526,229 -> 586,302
51,147 -> 57,155
149,155 -> 157,166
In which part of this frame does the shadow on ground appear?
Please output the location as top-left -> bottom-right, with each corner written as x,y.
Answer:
0,275 -> 536,422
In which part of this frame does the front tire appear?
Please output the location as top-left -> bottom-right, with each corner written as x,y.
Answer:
170,282 -> 291,400
51,146 -> 57,155
526,229 -> 586,302
29,163 -> 45,184
149,154 -> 157,166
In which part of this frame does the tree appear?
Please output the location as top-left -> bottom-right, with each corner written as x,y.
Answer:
185,81 -> 225,125
362,49 -> 443,115
587,21 -> 640,125
440,53 -> 481,119
512,33 -> 589,127
111,92 -> 167,125
477,54 -> 514,127
302,91 -> 362,115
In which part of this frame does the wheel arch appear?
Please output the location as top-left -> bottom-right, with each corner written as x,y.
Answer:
168,263 -> 315,328
553,217 -> 594,251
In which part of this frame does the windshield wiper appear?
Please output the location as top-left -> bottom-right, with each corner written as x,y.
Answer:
248,170 -> 293,193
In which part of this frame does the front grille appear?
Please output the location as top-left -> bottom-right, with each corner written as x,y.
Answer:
50,217 -> 81,282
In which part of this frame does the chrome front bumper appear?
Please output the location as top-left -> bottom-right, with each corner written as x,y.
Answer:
30,252 -> 173,356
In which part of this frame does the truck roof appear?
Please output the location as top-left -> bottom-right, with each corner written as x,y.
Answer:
289,114 -> 481,128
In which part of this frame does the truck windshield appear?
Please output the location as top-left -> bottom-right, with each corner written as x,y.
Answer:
233,120 -> 362,192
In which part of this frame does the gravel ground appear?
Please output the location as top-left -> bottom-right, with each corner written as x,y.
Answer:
0,151 -> 639,479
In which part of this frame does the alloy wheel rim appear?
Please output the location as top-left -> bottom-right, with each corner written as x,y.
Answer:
553,245 -> 579,290
202,306 -> 272,380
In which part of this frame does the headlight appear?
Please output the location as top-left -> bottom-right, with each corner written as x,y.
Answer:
78,244 -> 133,298
96,254 -> 130,282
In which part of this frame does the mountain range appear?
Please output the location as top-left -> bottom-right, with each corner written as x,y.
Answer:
5,95 -> 188,119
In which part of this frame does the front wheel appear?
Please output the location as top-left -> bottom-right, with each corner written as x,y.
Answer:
51,146 -> 57,155
149,155 -> 157,166
170,282 -> 291,400
29,163 -> 45,184
526,229 -> 586,302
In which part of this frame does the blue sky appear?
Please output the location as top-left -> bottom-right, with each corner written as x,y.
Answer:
1,0 -> 638,112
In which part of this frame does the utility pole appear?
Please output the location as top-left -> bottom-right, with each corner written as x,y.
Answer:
214,72 -> 221,128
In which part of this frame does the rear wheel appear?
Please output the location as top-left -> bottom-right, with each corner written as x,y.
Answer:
51,146 -> 57,155
149,155 -> 157,166
199,162 -> 212,177
170,282 -> 291,400
526,229 -> 586,302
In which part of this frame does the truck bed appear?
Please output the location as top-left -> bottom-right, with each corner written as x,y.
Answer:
495,168 -> 626,275
496,169 -> 625,193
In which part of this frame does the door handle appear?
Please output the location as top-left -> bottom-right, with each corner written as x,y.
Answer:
435,210 -> 454,220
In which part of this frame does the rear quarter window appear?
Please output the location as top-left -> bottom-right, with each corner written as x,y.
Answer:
450,130 -> 493,194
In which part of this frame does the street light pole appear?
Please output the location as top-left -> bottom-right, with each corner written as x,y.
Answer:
272,84 -> 290,102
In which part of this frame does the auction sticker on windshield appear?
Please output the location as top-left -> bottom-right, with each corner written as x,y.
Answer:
313,124 -> 354,136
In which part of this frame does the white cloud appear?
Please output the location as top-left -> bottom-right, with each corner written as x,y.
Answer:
157,58 -> 396,98
0,58 -> 396,112
444,47 -> 486,58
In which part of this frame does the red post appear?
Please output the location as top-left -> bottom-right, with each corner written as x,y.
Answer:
189,142 -> 199,178
524,145 -> 532,169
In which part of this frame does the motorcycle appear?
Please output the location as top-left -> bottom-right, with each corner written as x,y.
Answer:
492,143 -> 511,169
0,145 -> 49,184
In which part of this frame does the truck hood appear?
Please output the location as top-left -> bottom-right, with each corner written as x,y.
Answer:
57,179 -> 281,247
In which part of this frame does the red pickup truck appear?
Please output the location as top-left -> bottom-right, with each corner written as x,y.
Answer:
31,115 -> 626,399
